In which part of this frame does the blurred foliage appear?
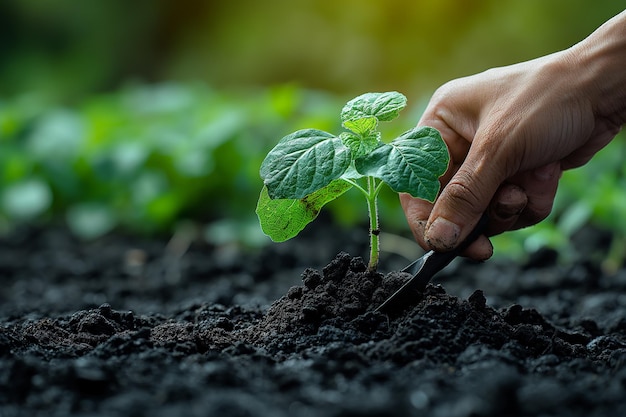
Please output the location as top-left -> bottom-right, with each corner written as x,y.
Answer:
0,83 -> 345,243
1,0 -> 625,262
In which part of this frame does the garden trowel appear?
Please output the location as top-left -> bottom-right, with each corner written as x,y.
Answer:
375,213 -> 489,315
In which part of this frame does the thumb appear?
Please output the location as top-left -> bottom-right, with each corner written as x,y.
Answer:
424,151 -> 506,252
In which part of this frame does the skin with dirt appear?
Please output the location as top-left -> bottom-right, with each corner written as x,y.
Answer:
1,222 -> 625,416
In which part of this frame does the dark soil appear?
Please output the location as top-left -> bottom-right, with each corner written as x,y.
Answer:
1,222 -> 626,417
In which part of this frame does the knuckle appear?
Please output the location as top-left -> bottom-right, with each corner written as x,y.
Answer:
442,173 -> 485,214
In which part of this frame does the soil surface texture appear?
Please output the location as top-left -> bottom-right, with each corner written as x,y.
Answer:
1,222 -> 626,417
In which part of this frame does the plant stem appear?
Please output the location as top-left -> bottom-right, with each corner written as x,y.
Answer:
343,176 -> 382,271
366,176 -> 380,271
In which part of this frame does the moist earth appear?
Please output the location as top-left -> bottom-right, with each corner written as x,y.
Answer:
1,222 -> 626,417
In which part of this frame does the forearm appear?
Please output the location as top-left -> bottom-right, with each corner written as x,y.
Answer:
568,10 -> 626,126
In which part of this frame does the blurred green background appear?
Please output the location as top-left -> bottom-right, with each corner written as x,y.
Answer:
1,1 -> 625,264
1,0 -> 623,100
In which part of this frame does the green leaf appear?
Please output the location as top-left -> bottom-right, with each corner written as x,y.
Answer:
260,128 -> 351,199
66,203 -> 117,240
354,126 -> 449,202
1,179 -> 52,220
341,92 -> 407,123
256,180 -> 353,241
342,116 -> 378,135
339,131 -> 381,159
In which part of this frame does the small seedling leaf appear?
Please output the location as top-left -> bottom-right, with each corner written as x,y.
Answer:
260,129 -> 351,199
354,126 -> 449,202
341,92 -> 407,123
342,116 -> 378,136
256,180 -> 353,241
339,131 -> 381,159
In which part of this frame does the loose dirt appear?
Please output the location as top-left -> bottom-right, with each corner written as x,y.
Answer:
1,224 -> 625,416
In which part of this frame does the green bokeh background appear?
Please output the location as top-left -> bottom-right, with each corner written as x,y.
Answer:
1,0 -> 623,100
1,1 -> 625,264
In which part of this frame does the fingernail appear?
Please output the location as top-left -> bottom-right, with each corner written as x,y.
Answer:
425,217 -> 461,250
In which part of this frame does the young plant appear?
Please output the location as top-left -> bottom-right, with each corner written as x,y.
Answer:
256,91 -> 449,271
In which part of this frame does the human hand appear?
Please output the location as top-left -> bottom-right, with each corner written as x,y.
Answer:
402,31 -> 625,260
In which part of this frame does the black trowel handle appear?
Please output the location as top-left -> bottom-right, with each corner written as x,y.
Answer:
376,213 -> 489,315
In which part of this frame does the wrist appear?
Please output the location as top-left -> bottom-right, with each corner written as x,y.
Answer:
567,10 -> 626,125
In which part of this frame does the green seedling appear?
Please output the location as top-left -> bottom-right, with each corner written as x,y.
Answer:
256,91 -> 449,271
